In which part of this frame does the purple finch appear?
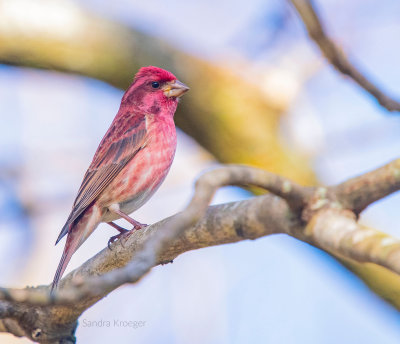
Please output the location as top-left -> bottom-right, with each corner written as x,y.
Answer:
52,66 -> 189,290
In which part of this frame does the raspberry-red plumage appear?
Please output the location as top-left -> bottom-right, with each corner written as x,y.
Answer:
134,66 -> 177,83
52,66 -> 187,290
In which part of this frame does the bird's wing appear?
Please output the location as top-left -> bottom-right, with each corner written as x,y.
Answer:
55,115 -> 148,244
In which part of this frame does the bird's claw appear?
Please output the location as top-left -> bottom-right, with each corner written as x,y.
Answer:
107,234 -> 119,250
107,223 -> 148,250
133,223 -> 148,230
108,231 -> 129,250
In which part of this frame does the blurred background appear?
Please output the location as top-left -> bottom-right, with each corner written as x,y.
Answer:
1,0 -> 400,343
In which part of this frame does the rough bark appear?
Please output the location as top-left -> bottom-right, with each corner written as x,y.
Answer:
0,160 -> 399,343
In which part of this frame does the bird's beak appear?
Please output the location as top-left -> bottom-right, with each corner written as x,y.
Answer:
163,80 -> 190,98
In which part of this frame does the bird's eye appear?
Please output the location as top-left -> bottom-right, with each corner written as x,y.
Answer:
151,81 -> 160,89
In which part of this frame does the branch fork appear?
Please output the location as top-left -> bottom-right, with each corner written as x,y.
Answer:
0,159 -> 399,342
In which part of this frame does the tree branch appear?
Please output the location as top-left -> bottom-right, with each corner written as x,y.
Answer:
334,158 -> 400,214
0,194 -> 295,342
289,0 -> 400,112
0,166 -> 307,306
0,160 -> 400,342
306,208 -> 400,274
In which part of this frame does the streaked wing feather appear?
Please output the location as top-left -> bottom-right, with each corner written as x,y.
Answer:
56,118 -> 147,244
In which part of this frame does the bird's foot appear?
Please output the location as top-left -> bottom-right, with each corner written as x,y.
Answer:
106,220 -> 147,250
131,220 -> 148,231
107,227 -> 129,250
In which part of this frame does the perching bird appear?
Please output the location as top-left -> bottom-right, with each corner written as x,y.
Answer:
52,66 -> 189,290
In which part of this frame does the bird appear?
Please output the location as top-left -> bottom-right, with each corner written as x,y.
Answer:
52,66 -> 189,290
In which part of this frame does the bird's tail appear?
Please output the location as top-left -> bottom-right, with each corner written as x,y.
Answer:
51,205 -> 101,292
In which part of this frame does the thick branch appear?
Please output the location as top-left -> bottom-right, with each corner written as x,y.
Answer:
306,208 -> 400,274
289,0 -> 400,112
0,160 -> 400,342
0,194 -> 295,342
0,166 -> 307,306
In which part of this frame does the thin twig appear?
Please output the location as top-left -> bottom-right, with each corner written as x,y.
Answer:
334,158 -> 400,214
290,0 -> 400,112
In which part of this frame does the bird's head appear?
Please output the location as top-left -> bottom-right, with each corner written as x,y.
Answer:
121,66 -> 189,115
